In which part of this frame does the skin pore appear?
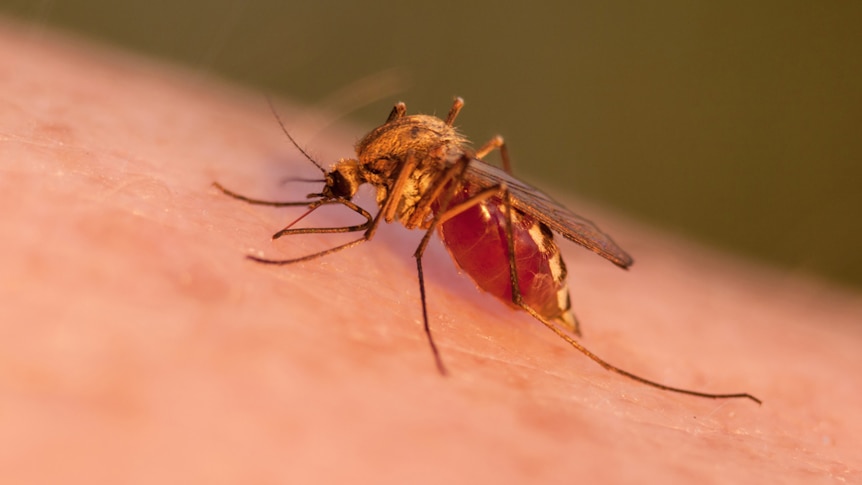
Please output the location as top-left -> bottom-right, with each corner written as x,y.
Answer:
2,20 -> 861,483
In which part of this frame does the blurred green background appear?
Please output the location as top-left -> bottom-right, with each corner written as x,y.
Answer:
3,1 -> 861,288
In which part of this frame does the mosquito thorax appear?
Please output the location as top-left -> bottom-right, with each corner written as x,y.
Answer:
347,113 -> 471,220
356,114 -> 467,176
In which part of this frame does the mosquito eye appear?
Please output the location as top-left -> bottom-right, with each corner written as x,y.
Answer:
330,171 -> 353,198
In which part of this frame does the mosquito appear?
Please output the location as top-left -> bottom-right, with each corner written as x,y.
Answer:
213,97 -> 760,404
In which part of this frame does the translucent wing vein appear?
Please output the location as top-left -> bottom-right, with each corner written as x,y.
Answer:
462,160 -> 634,269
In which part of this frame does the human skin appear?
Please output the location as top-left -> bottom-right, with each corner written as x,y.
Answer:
1,20 -> 861,484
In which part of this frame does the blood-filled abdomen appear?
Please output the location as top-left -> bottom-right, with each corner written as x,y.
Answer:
438,186 -> 577,331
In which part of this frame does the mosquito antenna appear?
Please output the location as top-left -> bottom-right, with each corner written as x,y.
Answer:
266,97 -> 327,174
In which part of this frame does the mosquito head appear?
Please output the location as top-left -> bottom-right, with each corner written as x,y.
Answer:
317,158 -> 363,201
266,99 -> 364,203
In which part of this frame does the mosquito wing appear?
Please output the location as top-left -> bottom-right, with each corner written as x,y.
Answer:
462,160 -> 634,269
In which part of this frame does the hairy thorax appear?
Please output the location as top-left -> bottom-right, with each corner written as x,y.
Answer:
355,114 -> 468,228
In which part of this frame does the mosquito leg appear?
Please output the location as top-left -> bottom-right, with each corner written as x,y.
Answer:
405,153 -> 474,228
444,97 -> 465,125
240,193 -> 385,265
249,233 -> 373,265
406,154 -> 478,375
385,102 -> 407,123
474,135 -> 513,175
497,188 -> 582,336
409,155 -> 515,375
252,203 -> 384,265
408,150 -> 512,230
380,150 -> 420,223
413,250 -> 447,375
434,184 -> 503,225
497,191 -> 760,403
273,221 -> 370,237
212,182 -> 312,207
521,303 -> 761,403
501,187 -> 527,310
272,198 -> 373,239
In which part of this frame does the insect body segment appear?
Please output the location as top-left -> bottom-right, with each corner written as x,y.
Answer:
439,182 -> 578,333
350,99 -> 578,331
354,109 -> 468,228
213,97 -> 760,404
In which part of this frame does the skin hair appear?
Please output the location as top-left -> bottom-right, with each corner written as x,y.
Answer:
2,19 -> 860,483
